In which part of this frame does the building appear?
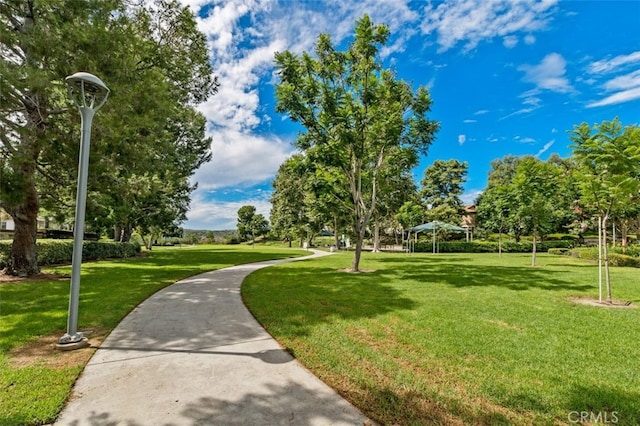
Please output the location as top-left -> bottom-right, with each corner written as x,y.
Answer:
461,205 -> 477,241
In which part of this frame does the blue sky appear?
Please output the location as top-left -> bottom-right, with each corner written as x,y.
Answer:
179,0 -> 640,230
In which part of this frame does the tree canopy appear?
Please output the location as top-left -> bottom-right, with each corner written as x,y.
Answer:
274,15 -> 438,271
0,0 -> 218,275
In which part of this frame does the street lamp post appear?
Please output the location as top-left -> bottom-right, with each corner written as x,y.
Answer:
57,72 -> 109,350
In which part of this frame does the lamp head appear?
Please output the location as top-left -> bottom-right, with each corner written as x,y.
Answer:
66,72 -> 110,111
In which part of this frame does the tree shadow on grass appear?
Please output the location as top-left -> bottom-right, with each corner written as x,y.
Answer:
374,255 -> 593,292
243,265 -> 419,337
566,384 -> 640,425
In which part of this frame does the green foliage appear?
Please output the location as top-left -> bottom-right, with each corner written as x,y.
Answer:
420,159 -> 467,223
0,240 -> 140,269
396,201 -> 425,229
274,14 -> 438,271
0,0 -> 218,275
412,240 -> 574,254
568,247 -> 640,268
570,119 -> 640,217
548,248 -> 571,255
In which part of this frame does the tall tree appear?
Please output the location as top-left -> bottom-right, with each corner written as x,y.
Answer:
372,149 -> 418,251
420,159 -> 468,224
481,155 -> 529,242
1,0 -> 125,276
570,118 -> 640,302
270,155 -> 312,247
237,205 -> 257,242
274,15 -> 438,271
0,0 -> 217,275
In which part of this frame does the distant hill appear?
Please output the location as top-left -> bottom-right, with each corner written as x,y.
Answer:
183,229 -> 237,238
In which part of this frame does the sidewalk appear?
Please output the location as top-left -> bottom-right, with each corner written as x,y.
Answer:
55,250 -> 372,425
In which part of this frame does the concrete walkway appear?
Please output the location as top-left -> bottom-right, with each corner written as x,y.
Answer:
55,250 -> 372,426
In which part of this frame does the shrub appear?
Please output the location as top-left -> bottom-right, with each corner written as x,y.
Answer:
412,239 -> 574,254
608,253 -> 640,268
568,247 -> 639,268
548,248 -> 570,255
0,239 -> 141,270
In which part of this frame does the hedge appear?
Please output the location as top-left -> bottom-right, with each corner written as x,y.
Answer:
413,240 -> 574,254
0,239 -> 141,269
567,247 -> 640,268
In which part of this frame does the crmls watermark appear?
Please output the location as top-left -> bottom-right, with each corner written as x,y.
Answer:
568,411 -> 619,424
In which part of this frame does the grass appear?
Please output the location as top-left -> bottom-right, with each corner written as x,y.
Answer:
0,245 -> 305,426
242,251 -> 640,425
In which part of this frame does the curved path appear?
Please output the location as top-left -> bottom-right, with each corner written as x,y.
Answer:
55,250 -> 372,426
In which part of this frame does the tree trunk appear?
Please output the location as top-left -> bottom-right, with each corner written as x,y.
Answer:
114,225 -> 122,242
372,215 -> 381,253
4,182 -> 40,276
602,214 -> 612,302
120,223 -> 132,242
351,216 -> 366,272
598,215 -> 603,302
531,227 -> 537,267
333,216 -> 340,248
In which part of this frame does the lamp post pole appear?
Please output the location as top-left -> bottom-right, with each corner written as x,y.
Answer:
58,72 -> 109,350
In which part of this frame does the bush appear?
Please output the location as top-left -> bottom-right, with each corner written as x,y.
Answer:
608,253 -> 640,268
412,239 -> 574,254
548,248 -> 571,255
568,247 -> 640,268
0,239 -> 141,270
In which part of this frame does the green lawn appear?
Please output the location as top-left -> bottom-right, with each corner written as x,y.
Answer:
242,251 -> 640,425
0,245 -> 305,426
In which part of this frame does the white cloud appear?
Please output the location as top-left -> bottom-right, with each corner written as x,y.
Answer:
463,119 -> 477,123
587,86 -> 640,108
602,69 -> 640,91
535,139 -> 555,157
588,51 -> 640,74
192,129 -> 294,191
518,53 -> 573,93
458,134 -> 466,145
186,191 -> 273,230
503,35 -> 518,49
420,0 -> 557,52
500,88 -> 545,120
524,34 -> 536,45
461,189 -> 483,206
474,109 -> 490,115
585,54 -> 640,108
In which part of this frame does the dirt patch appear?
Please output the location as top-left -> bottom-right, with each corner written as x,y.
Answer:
569,297 -> 636,309
0,271 -> 70,284
338,268 -> 376,273
8,328 -> 109,369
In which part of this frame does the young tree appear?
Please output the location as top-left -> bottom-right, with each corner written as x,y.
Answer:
476,184 -> 512,256
570,118 -> 640,302
274,15 -> 438,271
512,157 -> 560,266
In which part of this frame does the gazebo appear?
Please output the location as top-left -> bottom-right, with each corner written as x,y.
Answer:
407,220 -> 466,253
